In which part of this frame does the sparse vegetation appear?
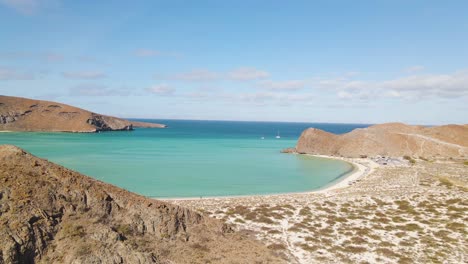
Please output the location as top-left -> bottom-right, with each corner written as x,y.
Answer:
419,156 -> 429,161
403,155 -> 416,164
75,243 -> 92,257
170,147 -> 468,264
62,223 -> 86,238
267,243 -> 286,250
114,224 -> 132,236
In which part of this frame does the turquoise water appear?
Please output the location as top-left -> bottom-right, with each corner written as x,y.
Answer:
0,120 -> 368,198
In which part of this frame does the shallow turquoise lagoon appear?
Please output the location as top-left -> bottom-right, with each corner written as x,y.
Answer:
0,120 -> 368,198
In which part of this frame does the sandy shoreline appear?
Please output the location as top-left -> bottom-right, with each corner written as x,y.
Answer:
160,154 -> 377,202
169,158 -> 467,263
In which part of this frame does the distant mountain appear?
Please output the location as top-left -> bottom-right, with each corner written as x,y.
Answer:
0,95 -> 165,132
293,122 -> 468,158
0,145 -> 283,263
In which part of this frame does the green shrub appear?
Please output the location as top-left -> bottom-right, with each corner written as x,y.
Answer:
403,156 -> 416,164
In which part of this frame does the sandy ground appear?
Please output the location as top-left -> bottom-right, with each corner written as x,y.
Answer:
165,156 -> 468,264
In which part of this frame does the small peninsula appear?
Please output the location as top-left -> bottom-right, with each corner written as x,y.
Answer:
0,95 -> 166,133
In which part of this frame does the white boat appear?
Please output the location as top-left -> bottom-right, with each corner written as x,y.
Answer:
275,131 -> 281,139
261,136 -> 265,140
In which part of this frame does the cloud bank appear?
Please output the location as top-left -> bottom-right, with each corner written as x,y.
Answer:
62,71 -> 107,80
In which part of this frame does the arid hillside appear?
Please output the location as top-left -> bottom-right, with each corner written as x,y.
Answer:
294,123 -> 468,158
0,145 -> 283,264
0,95 -> 165,132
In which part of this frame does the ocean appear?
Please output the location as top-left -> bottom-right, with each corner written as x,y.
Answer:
0,120 -> 369,198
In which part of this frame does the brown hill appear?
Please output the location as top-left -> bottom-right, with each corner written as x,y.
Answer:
0,145 -> 283,263
0,95 -> 166,132
294,123 -> 468,158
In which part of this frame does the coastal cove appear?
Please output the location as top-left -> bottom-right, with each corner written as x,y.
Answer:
0,120 -> 368,198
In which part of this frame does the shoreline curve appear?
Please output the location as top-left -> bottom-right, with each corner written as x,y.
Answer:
159,154 -> 377,201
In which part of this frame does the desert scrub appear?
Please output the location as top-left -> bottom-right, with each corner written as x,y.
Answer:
62,223 -> 86,238
437,176 -> 454,188
75,243 -> 92,257
297,243 -> 318,252
234,218 -> 245,224
464,161 -> 468,166
341,246 -> 367,254
114,224 -> 132,236
267,243 -> 286,250
299,207 -> 311,216
226,205 -> 251,216
267,229 -> 281,235
190,243 -> 210,252
399,223 -> 423,232
403,155 -> 416,164
375,247 -> 401,258
446,222 -> 466,232
257,215 -> 275,224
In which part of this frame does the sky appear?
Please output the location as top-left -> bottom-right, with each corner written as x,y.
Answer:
0,0 -> 467,125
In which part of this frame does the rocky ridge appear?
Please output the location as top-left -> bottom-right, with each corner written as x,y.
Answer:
0,95 -> 165,132
0,145 -> 283,263
290,123 -> 468,158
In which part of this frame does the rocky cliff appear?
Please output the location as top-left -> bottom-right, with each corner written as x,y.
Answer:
293,123 -> 468,158
0,95 -> 166,132
0,145 -> 283,263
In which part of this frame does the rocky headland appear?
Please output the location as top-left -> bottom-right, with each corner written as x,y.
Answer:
290,122 -> 468,159
0,145 -> 283,263
0,95 -> 166,132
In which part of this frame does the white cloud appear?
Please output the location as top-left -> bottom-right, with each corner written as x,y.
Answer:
62,71 -> 107,80
404,65 -> 425,73
228,67 -> 269,81
259,80 -> 305,90
178,91 -> 314,106
69,84 -> 132,96
146,84 -> 176,96
156,67 -> 270,82
0,0 -> 58,15
133,49 -> 183,59
165,69 -> 219,82
0,51 -> 64,62
134,49 -> 161,57
69,84 -> 109,96
43,52 -> 63,62
315,70 -> 468,100
0,66 -> 35,80
337,91 -> 353,99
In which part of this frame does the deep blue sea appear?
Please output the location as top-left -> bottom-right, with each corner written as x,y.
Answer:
0,120 -> 369,197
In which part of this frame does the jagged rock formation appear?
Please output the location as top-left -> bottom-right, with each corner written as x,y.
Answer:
292,123 -> 468,158
0,145 -> 283,264
0,95 -> 166,132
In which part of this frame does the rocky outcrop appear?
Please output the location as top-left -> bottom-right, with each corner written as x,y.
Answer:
0,145 -> 283,263
0,95 -> 166,132
291,123 -> 468,158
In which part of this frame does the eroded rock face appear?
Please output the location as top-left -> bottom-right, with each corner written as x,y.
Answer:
87,114 -> 133,131
292,123 -> 468,158
0,95 -> 165,132
0,145 -> 283,264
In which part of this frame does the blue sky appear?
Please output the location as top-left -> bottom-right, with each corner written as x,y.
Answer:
0,0 -> 467,124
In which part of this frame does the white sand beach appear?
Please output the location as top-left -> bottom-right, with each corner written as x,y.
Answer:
167,158 -> 468,263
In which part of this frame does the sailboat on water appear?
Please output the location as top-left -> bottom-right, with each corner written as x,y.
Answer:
275,131 -> 281,139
